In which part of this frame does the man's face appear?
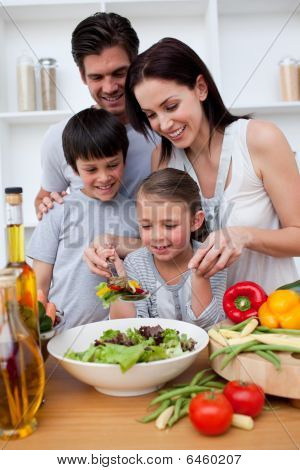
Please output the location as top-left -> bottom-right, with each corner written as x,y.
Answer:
81,46 -> 131,123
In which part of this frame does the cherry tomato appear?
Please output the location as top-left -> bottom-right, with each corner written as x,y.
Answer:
223,381 -> 265,418
189,391 -> 233,436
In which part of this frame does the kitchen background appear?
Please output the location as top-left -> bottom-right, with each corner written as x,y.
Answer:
0,0 -> 299,272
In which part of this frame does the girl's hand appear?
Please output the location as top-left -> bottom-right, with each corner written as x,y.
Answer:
188,227 -> 251,278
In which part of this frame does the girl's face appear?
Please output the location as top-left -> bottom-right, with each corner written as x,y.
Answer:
134,77 -> 208,149
136,194 -> 203,262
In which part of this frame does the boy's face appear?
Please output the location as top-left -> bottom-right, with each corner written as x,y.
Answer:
76,152 -> 124,201
81,46 -> 131,124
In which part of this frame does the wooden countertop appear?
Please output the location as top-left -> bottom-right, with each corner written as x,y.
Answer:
2,349 -> 300,450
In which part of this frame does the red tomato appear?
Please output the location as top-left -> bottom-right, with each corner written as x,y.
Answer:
189,391 -> 233,436
223,381 -> 265,418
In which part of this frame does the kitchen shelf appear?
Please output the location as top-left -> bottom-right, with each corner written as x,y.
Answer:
0,110 -> 72,124
230,101 -> 300,115
218,0 -> 300,15
106,0 -> 208,17
0,0 -> 208,20
0,1 -> 103,21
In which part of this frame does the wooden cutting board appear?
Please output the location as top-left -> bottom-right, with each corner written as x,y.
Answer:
209,321 -> 300,400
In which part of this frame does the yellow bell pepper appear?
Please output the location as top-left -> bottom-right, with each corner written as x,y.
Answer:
258,289 -> 300,329
96,285 -> 111,298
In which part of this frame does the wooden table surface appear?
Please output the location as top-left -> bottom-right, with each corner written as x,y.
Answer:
2,349 -> 300,450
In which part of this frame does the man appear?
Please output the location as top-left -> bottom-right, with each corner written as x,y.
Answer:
35,12 -> 156,221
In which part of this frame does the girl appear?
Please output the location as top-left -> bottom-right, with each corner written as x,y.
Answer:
104,168 -> 226,329
125,37 -> 300,293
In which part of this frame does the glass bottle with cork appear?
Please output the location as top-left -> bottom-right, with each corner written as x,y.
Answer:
0,268 -> 45,440
5,187 -> 40,346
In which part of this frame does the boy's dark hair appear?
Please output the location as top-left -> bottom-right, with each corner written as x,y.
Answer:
137,168 -> 207,241
71,12 -> 139,71
126,37 -> 250,164
62,108 -> 129,173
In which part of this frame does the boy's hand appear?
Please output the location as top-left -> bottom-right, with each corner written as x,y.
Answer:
37,191 -> 68,221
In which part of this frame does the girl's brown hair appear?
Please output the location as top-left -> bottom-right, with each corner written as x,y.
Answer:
136,168 -> 207,241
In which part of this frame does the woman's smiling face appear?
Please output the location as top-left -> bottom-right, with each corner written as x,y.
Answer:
133,77 -> 207,149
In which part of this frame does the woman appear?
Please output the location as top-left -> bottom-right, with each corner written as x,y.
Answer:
125,37 -> 300,293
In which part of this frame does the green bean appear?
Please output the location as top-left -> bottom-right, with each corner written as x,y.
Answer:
168,397 -> 185,427
225,318 -> 254,331
209,345 -> 235,360
245,344 -> 300,353
189,369 -> 212,386
157,388 -> 173,395
198,373 -> 218,386
266,350 -> 281,365
256,326 -> 300,335
210,340 -> 259,361
139,399 -> 171,423
171,383 -> 189,388
179,399 -> 191,418
220,340 -> 258,370
254,350 -> 281,370
149,385 -> 211,407
204,381 -> 225,389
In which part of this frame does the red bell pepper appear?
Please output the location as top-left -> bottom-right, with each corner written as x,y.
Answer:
223,281 -> 267,324
109,285 -> 123,291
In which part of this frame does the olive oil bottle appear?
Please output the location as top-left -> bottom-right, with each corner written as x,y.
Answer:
0,269 -> 45,439
5,188 -> 40,345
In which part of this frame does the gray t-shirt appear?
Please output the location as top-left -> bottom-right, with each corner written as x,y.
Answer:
27,190 -> 139,330
124,242 -> 227,330
41,117 -> 157,198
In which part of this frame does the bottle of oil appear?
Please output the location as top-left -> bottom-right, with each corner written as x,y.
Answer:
0,268 -> 45,440
5,188 -> 40,346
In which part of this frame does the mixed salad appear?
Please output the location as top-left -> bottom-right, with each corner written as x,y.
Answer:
96,277 -> 149,308
65,325 -> 197,372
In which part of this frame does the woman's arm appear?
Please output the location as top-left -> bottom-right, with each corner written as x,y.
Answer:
245,119 -> 300,257
32,259 -> 54,299
189,120 -> 300,277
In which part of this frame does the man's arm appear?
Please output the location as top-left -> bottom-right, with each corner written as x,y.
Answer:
32,259 -> 54,299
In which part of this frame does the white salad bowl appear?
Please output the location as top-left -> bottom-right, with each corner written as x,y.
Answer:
47,317 -> 209,397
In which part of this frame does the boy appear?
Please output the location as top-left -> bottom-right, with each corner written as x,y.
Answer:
27,108 -> 139,330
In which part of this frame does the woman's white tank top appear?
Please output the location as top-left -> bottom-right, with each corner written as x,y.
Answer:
168,118 -> 298,293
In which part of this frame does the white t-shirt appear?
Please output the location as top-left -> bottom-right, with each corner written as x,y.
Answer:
27,190 -> 139,330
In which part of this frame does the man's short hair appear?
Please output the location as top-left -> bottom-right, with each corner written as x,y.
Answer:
71,12 -> 139,71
